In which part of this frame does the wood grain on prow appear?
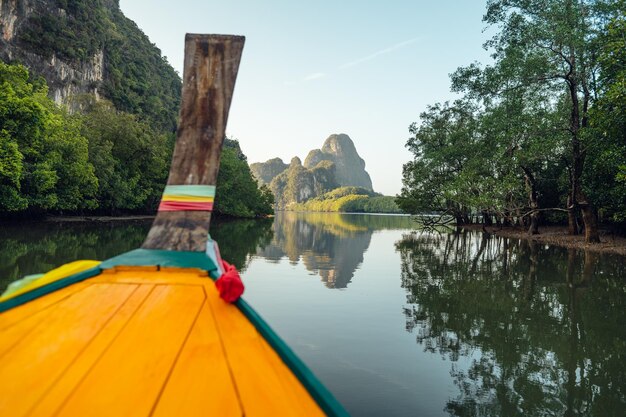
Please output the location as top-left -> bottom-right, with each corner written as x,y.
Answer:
142,34 -> 245,252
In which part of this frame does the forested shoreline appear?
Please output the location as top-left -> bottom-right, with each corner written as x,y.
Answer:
291,187 -> 403,213
0,62 -> 273,218
397,0 -> 625,241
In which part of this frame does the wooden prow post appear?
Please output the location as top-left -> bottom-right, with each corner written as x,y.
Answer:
142,34 -> 245,252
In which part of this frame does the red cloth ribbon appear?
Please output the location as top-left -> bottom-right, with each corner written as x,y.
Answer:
215,260 -> 244,303
158,201 -> 214,211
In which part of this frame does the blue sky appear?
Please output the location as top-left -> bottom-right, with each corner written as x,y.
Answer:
119,0 -> 493,195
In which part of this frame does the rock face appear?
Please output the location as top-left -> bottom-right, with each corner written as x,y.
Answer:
269,157 -> 337,209
0,0 -> 104,106
0,0 -> 181,130
250,158 -> 288,186
304,134 -> 373,190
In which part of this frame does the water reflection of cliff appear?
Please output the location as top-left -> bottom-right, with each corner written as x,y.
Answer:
396,230 -> 626,417
259,212 -> 415,288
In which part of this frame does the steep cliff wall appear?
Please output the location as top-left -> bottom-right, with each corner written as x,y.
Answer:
0,0 -> 180,130
269,157 -> 337,209
250,157 -> 288,186
304,133 -> 373,190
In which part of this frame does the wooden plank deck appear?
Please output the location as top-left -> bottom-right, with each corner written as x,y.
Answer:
0,268 -> 325,417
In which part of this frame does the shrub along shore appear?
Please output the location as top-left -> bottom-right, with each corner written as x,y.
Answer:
0,62 -> 273,219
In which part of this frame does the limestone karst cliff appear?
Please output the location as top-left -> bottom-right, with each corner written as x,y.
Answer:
304,134 -> 373,190
0,0 -> 180,130
250,158 -> 289,186
269,157 -> 338,209
251,133 -> 373,209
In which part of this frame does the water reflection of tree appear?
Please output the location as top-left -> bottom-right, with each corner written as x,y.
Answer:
209,217 -> 273,271
396,231 -> 626,417
0,218 -> 274,291
0,220 -> 151,291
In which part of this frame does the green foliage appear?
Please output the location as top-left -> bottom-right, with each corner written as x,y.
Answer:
100,6 -> 181,131
77,97 -> 171,212
0,62 -> 97,213
346,196 -> 403,214
0,131 -> 25,211
293,186 -> 402,213
292,194 -> 367,212
0,64 -> 271,218
397,100 -> 483,220
582,9 -> 626,226
400,0 -> 626,229
17,0 -> 110,62
317,186 -> 378,200
214,139 -> 274,218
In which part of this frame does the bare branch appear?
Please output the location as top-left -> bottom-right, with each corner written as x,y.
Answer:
519,207 -> 569,219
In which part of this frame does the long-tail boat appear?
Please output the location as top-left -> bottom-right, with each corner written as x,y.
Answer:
0,34 -> 349,417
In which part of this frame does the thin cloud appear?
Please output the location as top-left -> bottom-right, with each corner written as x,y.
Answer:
303,72 -> 327,81
285,37 -> 421,87
283,72 -> 327,86
339,37 -> 422,70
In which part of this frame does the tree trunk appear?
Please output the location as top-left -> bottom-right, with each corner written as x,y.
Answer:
521,166 -> 540,235
579,198 -> 601,243
502,211 -> 512,227
567,195 -> 578,235
528,211 -> 540,235
482,211 -> 493,226
567,58 -> 600,243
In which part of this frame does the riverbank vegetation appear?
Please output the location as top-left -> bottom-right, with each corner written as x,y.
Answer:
291,186 -> 402,213
397,0 -> 626,241
0,62 -> 273,218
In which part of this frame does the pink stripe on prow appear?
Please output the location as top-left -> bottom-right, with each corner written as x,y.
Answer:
158,201 -> 214,211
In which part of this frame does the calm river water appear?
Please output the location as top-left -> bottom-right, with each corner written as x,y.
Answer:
1,212 -> 625,416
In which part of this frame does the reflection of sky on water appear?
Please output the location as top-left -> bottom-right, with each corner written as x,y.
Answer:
243,228 -> 464,417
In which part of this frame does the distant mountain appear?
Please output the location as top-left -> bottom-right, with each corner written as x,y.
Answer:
0,0 -> 181,131
250,134 -> 373,209
268,157 -> 337,210
250,157 -> 289,186
304,134 -> 373,190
